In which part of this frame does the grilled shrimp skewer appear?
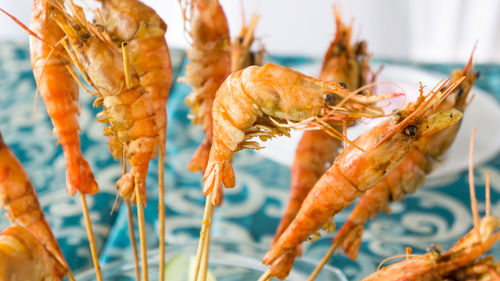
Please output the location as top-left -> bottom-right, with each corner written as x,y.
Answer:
307,56 -> 478,281
269,10 -> 372,279
263,78 -> 464,268
97,1 -> 173,279
52,1 -> 158,202
52,3 -> 160,280
362,131 -> 498,281
335,58 -> 477,260
195,62 -> 394,280
30,0 -> 98,197
25,1 -> 102,279
204,62 -> 396,206
179,0 -> 232,173
363,217 -> 499,280
0,132 -> 70,280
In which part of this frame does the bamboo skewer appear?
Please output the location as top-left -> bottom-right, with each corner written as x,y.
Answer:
192,194 -> 214,281
307,239 -> 341,281
199,220 -> 211,281
66,267 -> 77,281
80,193 -> 103,281
256,269 -> 271,281
306,222 -> 360,281
126,200 -> 141,281
159,151 -> 166,281
122,41 -> 149,281
135,183 -> 149,281
122,147 -> 141,281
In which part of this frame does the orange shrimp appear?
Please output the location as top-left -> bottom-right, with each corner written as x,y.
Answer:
230,14 -> 264,72
51,2 -> 158,201
203,62 -> 398,206
0,225 -> 66,281
30,0 -> 98,196
442,256 -> 500,280
269,11 -> 372,279
362,217 -> 499,281
98,0 -> 172,154
361,202 -> 499,280
262,78 -> 464,266
179,0 -> 232,173
0,132 -> 68,278
335,59 -> 477,260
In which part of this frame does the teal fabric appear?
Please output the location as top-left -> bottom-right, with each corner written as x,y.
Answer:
0,41 -> 499,280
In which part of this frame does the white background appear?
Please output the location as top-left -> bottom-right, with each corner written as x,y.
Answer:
1,0 -> 500,63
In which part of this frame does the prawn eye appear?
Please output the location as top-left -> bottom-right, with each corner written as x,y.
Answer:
404,125 -> 418,136
95,24 -> 105,32
338,81 -> 348,89
427,244 -> 442,255
323,93 -> 339,106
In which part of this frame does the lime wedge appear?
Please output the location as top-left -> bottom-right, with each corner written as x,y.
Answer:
164,253 -> 190,281
188,256 -> 217,281
164,253 -> 216,281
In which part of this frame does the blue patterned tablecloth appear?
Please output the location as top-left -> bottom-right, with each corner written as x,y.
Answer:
0,41 -> 499,280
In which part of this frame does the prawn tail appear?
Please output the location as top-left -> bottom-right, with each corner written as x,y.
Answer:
187,138 -> 211,173
202,140 -> 235,206
269,249 -> 298,280
65,155 -> 98,195
334,220 -> 364,260
29,218 -> 69,273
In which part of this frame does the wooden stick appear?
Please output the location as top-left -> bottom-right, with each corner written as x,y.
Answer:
66,268 -> 77,281
158,150 -> 166,281
199,220 -> 211,281
79,193 -> 103,281
307,225 -> 354,281
135,182 -> 149,281
123,148 -> 141,281
307,241 -> 340,281
126,200 -> 141,281
256,269 -> 272,281
468,128 -> 480,242
122,41 -> 148,281
192,194 -> 214,281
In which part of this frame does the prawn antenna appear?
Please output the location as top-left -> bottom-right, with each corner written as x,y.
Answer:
468,128 -> 481,242
464,42 -> 477,74
375,77 -> 463,148
0,8 -> 70,61
376,253 -> 419,271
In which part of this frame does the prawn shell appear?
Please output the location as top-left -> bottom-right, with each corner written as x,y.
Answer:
0,225 -> 65,281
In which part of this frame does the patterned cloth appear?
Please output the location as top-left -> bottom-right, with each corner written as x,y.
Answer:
0,41 -> 499,280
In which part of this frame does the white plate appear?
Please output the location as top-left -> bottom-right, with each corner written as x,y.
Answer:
256,63 -> 500,179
